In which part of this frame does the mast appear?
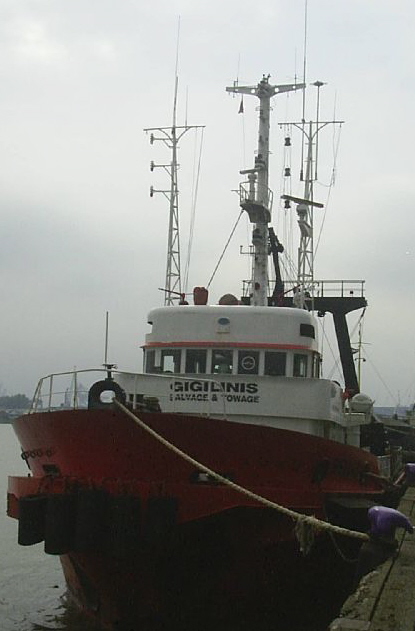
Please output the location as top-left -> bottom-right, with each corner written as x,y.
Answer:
145,81 -> 204,306
297,122 -> 314,291
297,81 -> 324,300
226,75 -> 304,306
281,82 -> 343,308
280,86 -> 363,395
165,77 -> 180,304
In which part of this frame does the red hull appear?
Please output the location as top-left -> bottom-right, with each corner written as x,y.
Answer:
8,408 -> 387,628
11,408 -> 382,511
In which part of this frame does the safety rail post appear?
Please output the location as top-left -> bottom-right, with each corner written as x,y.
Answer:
48,376 -> 53,412
132,373 -> 140,411
73,371 -> 78,409
31,379 -> 43,413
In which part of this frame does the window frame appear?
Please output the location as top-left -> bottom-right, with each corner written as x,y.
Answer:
185,348 -> 207,374
237,350 -> 260,375
293,353 -> 308,378
264,351 -> 287,377
211,349 -> 234,375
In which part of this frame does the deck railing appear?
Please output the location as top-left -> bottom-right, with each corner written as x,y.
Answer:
30,368 -> 112,413
239,181 -> 274,212
29,368 -> 229,418
242,279 -> 365,299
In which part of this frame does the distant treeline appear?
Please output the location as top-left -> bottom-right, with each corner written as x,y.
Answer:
0,394 -> 31,409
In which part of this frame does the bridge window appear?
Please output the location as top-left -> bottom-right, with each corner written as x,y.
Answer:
238,351 -> 259,375
264,351 -> 286,376
293,353 -> 308,377
300,323 -> 315,339
312,352 -> 321,377
145,350 -> 157,373
161,349 -> 181,373
212,350 -> 233,374
185,349 -> 207,374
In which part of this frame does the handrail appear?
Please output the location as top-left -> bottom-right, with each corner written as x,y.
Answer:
30,368 -> 230,419
243,278 -> 365,298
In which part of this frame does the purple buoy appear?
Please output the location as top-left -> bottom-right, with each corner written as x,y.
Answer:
354,505 -> 413,586
368,505 -> 413,538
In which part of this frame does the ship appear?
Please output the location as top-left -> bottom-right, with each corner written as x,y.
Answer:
7,76 -> 404,630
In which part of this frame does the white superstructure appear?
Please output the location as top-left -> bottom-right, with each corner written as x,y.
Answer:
117,75 -> 367,447
115,303 -> 364,444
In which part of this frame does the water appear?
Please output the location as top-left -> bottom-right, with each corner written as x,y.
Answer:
0,424 -> 95,631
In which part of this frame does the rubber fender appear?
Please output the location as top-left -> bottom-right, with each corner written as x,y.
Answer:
107,495 -> 141,559
87,378 -> 126,410
44,494 -> 77,555
74,489 -> 109,553
18,495 -> 47,546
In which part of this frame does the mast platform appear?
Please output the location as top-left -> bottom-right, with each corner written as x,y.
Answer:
240,200 -> 271,224
242,279 -> 366,313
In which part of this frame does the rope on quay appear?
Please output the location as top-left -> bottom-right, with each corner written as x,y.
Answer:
113,399 -> 370,543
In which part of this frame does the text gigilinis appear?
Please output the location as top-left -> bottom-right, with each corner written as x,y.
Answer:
170,380 -> 258,394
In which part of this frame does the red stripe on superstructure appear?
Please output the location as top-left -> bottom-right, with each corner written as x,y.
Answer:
142,341 -> 312,350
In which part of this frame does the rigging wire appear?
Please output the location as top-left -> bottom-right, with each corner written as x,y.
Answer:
363,348 -> 399,406
314,124 -> 342,258
206,210 -> 244,289
400,360 -> 415,406
183,127 -> 204,292
319,319 -> 342,381
313,92 -> 343,261
280,251 -> 297,283
321,304 -> 398,405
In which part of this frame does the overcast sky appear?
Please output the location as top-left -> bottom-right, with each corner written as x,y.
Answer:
0,0 -> 414,407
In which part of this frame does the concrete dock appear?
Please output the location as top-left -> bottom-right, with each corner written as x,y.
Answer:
329,487 -> 415,631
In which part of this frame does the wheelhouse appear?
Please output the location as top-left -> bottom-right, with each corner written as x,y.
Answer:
143,305 -> 321,380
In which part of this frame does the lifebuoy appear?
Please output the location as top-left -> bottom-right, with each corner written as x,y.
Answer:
88,379 -> 126,410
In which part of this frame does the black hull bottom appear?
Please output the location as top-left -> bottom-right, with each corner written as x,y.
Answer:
60,509 -> 361,631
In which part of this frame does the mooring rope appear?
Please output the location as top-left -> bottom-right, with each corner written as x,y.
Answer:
114,399 -> 369,543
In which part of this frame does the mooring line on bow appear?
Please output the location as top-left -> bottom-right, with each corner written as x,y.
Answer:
114,399 -> 370,543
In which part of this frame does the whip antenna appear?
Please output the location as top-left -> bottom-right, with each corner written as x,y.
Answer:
300,0 -> 308,181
